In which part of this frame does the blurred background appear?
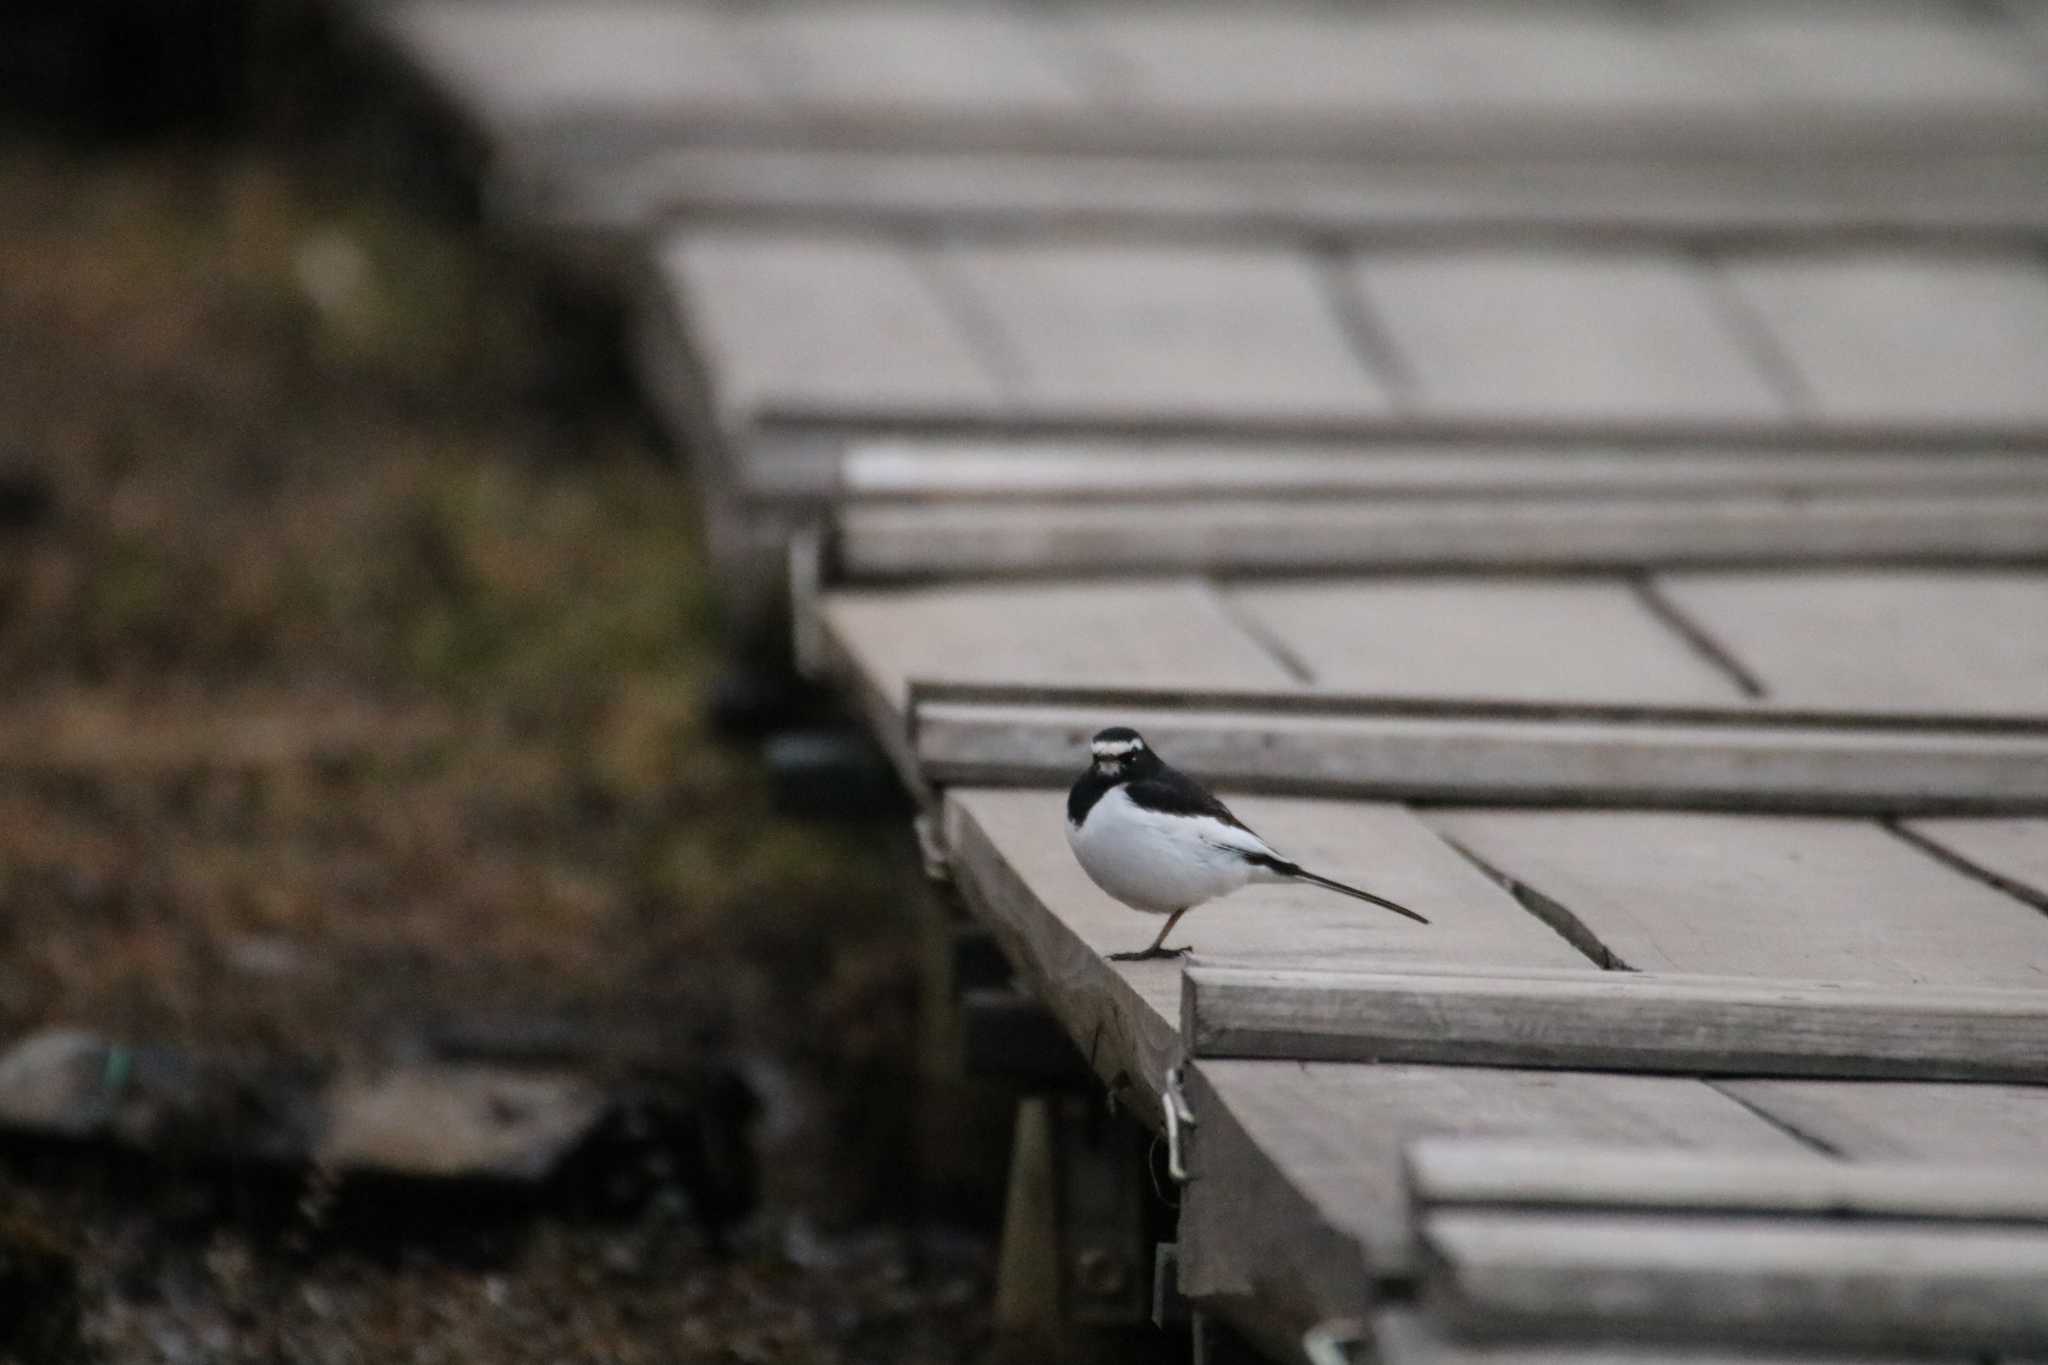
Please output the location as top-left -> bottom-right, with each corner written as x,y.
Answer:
0,3 -> 1018,1362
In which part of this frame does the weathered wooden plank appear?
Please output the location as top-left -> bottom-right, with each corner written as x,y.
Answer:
729,7 -> 1090,117
1184,965 -> 2048,1081
1724,253 -> 2048,425
911,699 -> 2048,812
1370,1308 -> 1924,1365
1429,810 -> 2048,983
832,491 -> 2048,579
1423,1209 -> 2048,1352
1180,1061 -> 1811,1294
1348,250 -> 1787,423
1711,1079 -> 2048,1166
654,231 -> 1002,423
812,578 -> 1296,797
1227,579 -> 1745,703
1407,1137 -> 2048,1222
940,242 -> 1390,422
1902,817 -> 2048,906
819,579 -> 1297,712
839,438 -> 2048,500
1657,570 -> 2048,714
941,786 -> 1588,1098
498,141 -> 2048,244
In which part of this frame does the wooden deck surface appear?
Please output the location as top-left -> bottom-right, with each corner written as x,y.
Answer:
651,229 -> 2048,594
940,781 -> 2048,1347
810,569 -> 2048,810
661,230 -> 2048,443
373,0 -> 2048,249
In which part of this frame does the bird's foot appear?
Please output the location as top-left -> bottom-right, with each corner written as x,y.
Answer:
1108,944 -> 1191,963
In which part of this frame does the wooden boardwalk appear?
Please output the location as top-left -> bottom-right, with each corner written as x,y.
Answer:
363,1 -> 2048,1357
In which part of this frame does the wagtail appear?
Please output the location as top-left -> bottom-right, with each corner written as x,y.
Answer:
1067,726 -> 1429,961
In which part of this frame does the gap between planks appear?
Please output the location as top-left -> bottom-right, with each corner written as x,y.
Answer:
1884,818 -> 2048,919
1629,575 -> 1768,698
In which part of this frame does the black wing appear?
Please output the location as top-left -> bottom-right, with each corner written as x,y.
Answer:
1122,767 -> 1260,836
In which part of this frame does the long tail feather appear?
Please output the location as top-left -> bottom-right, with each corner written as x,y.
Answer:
1288,868 -> 1430,924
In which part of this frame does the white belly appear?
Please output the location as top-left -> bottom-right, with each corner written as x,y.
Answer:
1066,787 -> 1271,915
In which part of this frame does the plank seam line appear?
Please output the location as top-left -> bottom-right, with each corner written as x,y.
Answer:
1629,576 -> 1768,699
908,240 -> 1036,403
1883,819 -> 2048,920
1687,246 -> 1820,417
1199,579 -> 1318,686
1433,834 -> 1631,972
1705,1081 -> 1846,1158
1312,249 -> 1419,409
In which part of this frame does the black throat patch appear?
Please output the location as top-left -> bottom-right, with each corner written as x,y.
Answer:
1067,746 -> 1164,827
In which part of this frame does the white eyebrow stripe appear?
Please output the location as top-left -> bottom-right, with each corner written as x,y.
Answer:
1092,739 -> 1144,757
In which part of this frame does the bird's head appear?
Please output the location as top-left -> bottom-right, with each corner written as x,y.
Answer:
1088,726 -> 1160,780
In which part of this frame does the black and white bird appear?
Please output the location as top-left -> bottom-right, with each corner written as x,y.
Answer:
1067,726 -> 1429,961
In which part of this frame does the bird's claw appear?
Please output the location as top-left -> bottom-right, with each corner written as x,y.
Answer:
1108,944 -> 1192,962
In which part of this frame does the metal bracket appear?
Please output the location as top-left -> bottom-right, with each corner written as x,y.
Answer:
912,813 -> 951,884
1162,1065 -> 1197,1183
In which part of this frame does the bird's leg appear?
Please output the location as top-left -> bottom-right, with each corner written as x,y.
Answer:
1109,908 -> 1191,962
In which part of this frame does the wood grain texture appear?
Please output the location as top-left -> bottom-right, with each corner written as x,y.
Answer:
1712,1080 -> 2048,1166
1226,578 -> 1746,703
1184,965 -> 2048,1081
1406,1137 -> 2048,1221
1429,810 -> 2048,983
830,492 -> 2048,577
1183,1060 -> 1809,1286
1725,252 -> 2048,425
1348,249 -> 1787,422
1424,1209 -> 2048,1352
1658,570 -> 2048,715
838,438 -> 2048,500
940,241 -> 1391,422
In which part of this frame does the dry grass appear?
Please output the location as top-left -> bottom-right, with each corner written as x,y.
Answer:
0,130 -> 934,1180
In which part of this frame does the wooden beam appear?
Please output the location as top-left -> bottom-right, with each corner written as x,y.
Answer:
911,698 -> 2048,813
1369,1308 -> 1925,1365
1182,965 -> 2048,1082
1405,1138 -> 2048,1223
1423,1209 -> 2048,1353
833,490 -> 2048,579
